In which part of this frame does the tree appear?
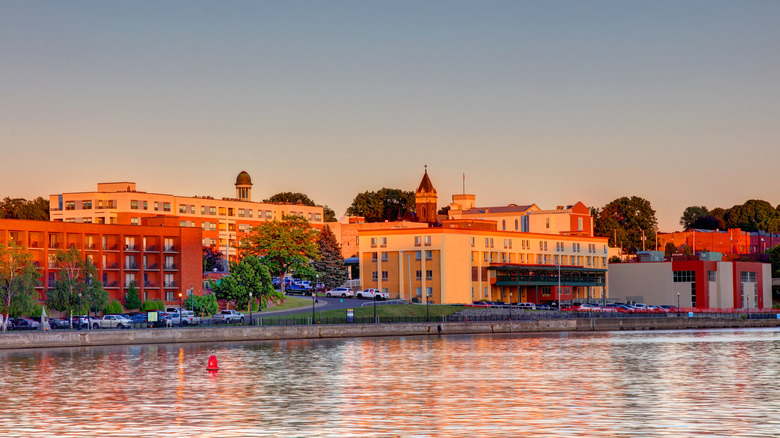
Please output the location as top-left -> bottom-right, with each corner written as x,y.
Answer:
46,247 -> 108,324
313,225 -> 347,290
593,196 -> 658,255
105,299 -> 123,314
690,215 -> 726,230
263,192 -> 336,222
346,188 -> 416,222
241,215 -> 320,295
680,206 -> 709,230
0,242 -> 40,331
203,246 -> 224,272
664,242 -> 678,257
184,294 -> 219,316
125,282 -> 142,311
724,200 -> 779,232
210,256 -> 282,310
0,196 -> 49,221
767,245 -> 780,278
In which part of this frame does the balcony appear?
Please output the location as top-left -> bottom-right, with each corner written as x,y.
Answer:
29,242 -> 43,249
164,263 -> 178,271
164,246 -> 177,253
144,263 -> 158,270
49,243 -> 61,249
124,263 -> 139,270
144,282 -> 159,288
103,244 -> 118,251
105,263 -> 119,270
124,245 -> 138,252
102,281 -> 118,288
145,245 -> 157,252
164,281 -> 178,288
85,244 -> 98,251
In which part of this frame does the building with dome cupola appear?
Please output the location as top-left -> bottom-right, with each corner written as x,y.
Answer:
49,171 -> 325,262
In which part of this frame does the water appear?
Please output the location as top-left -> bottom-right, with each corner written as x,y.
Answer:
1,328 -> 779,437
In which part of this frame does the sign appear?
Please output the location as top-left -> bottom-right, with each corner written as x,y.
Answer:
147,311 -> 157,322
346,309 -> 354,323
688,312 -> 694,317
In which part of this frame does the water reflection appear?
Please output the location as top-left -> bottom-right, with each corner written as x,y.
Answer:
0,328 -> 778,437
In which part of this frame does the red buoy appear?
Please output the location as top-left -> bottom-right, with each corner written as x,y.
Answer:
206,354 -> 219,371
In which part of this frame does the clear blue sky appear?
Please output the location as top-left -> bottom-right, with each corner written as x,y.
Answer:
2,1 -> 779,231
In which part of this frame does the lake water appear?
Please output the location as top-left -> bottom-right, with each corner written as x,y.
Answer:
1,328 -> 779,437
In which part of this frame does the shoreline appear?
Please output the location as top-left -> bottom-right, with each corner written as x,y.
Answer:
1,317 -> 779,350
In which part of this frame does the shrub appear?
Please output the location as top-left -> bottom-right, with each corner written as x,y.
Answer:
411,297 -> 420,303
142,300 -> 165,312
105,300 -> 123,314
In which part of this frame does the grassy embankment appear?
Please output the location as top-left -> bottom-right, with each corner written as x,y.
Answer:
260,299 -> 464,322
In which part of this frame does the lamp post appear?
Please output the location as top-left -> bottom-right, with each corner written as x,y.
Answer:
373,294 -> 377,323
190,285 -> 194,314
312,279 -> 316,325
178,292 -> 182,313
78,292 -> 82,330
677,292 -> 680,317
426,290 -> 430,322
553,259 -> 562,311
249,291 -> 253,326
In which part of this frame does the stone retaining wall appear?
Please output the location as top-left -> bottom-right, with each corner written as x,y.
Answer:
1,317 -> 778,350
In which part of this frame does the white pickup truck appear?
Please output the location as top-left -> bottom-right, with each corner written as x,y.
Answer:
169,310 -> 201,327
356,288 -> 389,300
212,310 -> 245,324
92,314 -> 133,329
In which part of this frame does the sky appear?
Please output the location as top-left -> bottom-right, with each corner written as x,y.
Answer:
2,1 -> 779,231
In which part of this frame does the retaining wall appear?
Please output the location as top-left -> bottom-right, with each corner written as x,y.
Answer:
1,317 -> 778,350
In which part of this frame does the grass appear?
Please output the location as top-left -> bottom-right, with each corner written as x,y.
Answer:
262,296 -> 314,312
257,303 -> 465,322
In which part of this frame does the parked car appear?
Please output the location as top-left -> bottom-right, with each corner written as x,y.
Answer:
516,302 -> 536,310
536,304 -> 551,310
11,318 -> 40,330
212,310 -> 245,324
326,287 -> 354,298
467,301 -> 493,308
92,314 -> 133,329
48,317 -> 71,329
169,310 -> 201,326
286,282 -> 311,295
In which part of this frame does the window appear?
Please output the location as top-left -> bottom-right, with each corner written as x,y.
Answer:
370,238 -> 377,248
209,207 -> 216,215
708,271 -> 716,282
130,217 -> 140,225
416,270 -> 422,280
483,252 -> 488,262
416,251 -> 422,260
165,291 -> 174,301
372,271 -> 378,281
542,287 -> 551,297
426,287 -> 433,297
65,201 -> 75,210
189,205 -> 195,214
143,201 -> 148,210
382,271 -> 388,280
578,217 -> 583,231
424,236 -> 432,246
425,250 -> 432,260
415,236 -> 422,247
163,203 -> 170,212
416,287 -> 422,297
179,205 -> 187,214
485,238 -> 490,247
515,219 -> 519,231
426,270 -> 433,280
380,237 -> 387,247
502,220 -> 506,231
371,252 -> 378,262
546,218 -> 550,229
381,252 -> 388,262
247,209 -> 253,218
154,202 -> 159,211
471,237 -> 475,247
201,206 -> 206,215
82,201 -> 92,210
673,271 -> 696,282
131,200 -> 139,210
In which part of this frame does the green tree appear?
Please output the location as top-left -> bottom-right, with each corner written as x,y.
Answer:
125,282 -> 142,311
690,215 -> 726,230
664,242 -> 677,257
593,196 -> 658,254
767,245 -> 780,278
46,247 -> 108,323
263,192 -> 336,222
203,246 -> 224,272
346,188 -> 416,222
724,200 -> 779,232
0,196 -> 49,220
680,206 -> 709,230
184,294 -> 219,316
142,299 -> 165,311
313,225 -> 347,290
210,256 -> 282,310
241,215 -> 320,295
0,242 -> 40,330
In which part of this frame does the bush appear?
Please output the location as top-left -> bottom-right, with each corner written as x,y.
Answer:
411,297 -> 420,303
142,300 -> 165,312
105,300 -> 123,314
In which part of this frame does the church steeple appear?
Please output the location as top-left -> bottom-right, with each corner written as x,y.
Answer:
415,165 -> 438,224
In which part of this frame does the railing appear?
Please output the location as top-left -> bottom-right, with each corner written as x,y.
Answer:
164,264 -> 178,270
164,246 -> 177,252
164,281 -> 178,288
125,264 -> 138,270
144,263 -> 158,270
125,245 -> 137,251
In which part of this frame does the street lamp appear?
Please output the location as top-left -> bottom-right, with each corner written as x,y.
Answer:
677,292 -> 680,317
190,285 -> 194,314
426,291 -> 430,322
373,294 -> 377,323
178,292 -> 182,313
249,291 -> 253,326
78,292 -> 82,330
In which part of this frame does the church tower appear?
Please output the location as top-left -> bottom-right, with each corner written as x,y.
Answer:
415,165 -> 438,224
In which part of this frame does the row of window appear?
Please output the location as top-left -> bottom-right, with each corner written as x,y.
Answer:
469,237 -> 606,254
370,250 -> 434,262
65,200 -> 116,210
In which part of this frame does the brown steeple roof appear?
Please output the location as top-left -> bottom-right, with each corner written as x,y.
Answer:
416,166 -> 436,194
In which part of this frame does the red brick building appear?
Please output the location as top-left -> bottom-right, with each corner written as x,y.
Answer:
0,218 -> 202,307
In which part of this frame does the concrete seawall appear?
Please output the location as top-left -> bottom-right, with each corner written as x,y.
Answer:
1,317 -> 779,350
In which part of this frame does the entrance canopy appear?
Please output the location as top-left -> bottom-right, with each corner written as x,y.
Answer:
488,264 -> 606,287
